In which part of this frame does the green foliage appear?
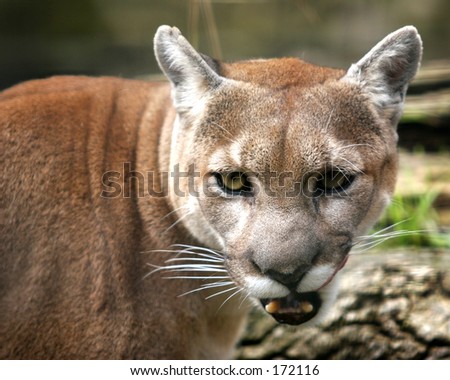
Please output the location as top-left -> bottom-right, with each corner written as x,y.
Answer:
372,192 -> 450,248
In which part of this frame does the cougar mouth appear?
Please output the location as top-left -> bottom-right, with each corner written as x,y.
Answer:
261,291 -> 322,325
259,256 -> 349,325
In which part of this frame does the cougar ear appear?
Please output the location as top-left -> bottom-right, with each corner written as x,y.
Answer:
154,25 -> 223,113
343,26 -> 422,126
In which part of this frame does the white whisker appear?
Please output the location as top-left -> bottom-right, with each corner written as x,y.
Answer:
163,211 -> 191,233
205,286 -> 239,300
331,143 -> 373,174
166,257 -> 224,264
173,251 -> 224,261
351,238 -> 392,255
158,263 -> 225,270
147,249 -> 224,262
171,244 -> 225,258
143,244 -> 241,302
210,121 -> 238,144
335,143 -> 373,152
357,219 -> 411,239
350,218 -> 428,255
324,107 -> 335,130
144,264 -> 227,279
336,157 -> 364,173
355,231 -> 423,248
160,205 -> 189,221
352,233 -> 424,255
164,269 -> 228,274
238,292 -> 251,309
194,281 -> 234,287
165,275 -> 230,280
217,288 -> 243,311
178,281 -> 235,297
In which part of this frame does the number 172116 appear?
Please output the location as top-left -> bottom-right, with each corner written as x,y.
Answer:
272,364 -> 319,376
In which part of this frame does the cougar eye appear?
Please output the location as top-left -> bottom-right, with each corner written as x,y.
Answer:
316,170 -> 355,195
214,172 -> 252,196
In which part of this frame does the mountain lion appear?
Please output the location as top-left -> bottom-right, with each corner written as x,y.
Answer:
0,25 -> 422,359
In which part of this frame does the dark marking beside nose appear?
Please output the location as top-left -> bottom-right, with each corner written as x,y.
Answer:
265,266 -> 311,290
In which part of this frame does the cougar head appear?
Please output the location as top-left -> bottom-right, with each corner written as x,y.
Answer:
153,26 -> 422,325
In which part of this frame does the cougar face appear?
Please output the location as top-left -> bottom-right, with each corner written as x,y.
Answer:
205,90 -> 393,322
154,26 -> 421,325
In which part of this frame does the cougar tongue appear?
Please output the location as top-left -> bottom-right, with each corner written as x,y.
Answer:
261,292 -> 322,325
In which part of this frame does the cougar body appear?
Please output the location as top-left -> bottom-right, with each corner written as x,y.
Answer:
0,26 -> 422,359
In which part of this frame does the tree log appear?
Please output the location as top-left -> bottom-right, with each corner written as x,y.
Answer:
236,251 -> 450,359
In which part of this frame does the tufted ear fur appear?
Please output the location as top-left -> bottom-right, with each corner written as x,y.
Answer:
343,26 -> 422,127
154,25 -> 224,114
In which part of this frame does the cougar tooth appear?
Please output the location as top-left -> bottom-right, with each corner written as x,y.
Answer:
300,300 -> 314,314
265,299 -> 281,314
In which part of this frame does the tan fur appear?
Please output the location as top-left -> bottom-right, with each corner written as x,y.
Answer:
0,26 -> 421,359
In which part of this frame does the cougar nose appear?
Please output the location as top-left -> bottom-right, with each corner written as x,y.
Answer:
265,266 -> 311,290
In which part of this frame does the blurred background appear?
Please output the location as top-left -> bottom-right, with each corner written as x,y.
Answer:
0,0 -> 449,88
1,0 -> 449,359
